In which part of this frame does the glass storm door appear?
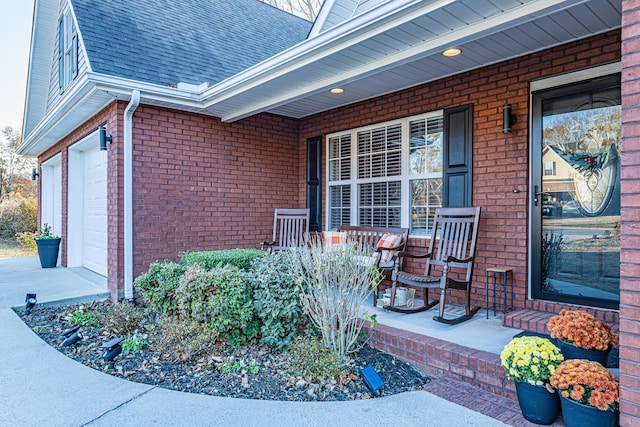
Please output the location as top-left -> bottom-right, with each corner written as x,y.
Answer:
531,75 -> 620,309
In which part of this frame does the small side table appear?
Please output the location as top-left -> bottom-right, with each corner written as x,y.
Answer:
485,267 -> 513,318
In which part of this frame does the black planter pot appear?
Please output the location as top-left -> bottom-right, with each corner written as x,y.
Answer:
556,339 -> 611,365
35,238 -> 61,268
515,381 -> 561,425
560,395 -> 618,427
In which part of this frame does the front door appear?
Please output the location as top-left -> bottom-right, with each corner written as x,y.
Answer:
531,74 -> 621,309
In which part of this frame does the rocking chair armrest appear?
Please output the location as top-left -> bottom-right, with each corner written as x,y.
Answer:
445,255 -> 473,264
397,251 -> 432,259
260,241 -> 276,252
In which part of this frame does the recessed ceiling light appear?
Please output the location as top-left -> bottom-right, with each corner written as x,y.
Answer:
330,88 -> 344,94
443,48 -> 461,57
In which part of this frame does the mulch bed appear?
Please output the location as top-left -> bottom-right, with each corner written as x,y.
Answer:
18,301 -> 429,401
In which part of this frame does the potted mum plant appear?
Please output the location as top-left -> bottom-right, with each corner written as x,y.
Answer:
548,359 -> 619,427
500,335 -> 564,425
547,309 -> 617,365
35,223 -> 61,268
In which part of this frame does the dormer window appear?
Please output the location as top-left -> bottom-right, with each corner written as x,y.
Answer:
58,12 -> 78,92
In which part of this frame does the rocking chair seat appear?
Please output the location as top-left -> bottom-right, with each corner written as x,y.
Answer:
395,272 -> 440,286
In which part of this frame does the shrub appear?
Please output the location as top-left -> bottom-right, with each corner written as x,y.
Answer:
100,301 -> 149,336
177,263 -> 259,346
122,333 -> 147,354
133,261 -> 187,315
16,230 -> 37,254
153,315 -> 217,363
181,248 -> 265,272
286,334 -> 346,382
287,236 -> 382,359
0,195 -> 36,240
67,306 -> 99,327
251,251 -> 310,348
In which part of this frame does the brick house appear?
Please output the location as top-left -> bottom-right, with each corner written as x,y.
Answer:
18,0 -> 640,423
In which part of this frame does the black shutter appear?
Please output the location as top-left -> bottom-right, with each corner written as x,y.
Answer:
307,136 -> 322,232
72,27 -> 78,78
443,104 -> 473,207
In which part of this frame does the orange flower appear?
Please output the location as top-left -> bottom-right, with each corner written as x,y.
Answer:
549,359 -> 619,412
547,310 -> 617,350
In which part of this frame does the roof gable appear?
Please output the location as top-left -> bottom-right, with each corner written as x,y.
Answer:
71,0 -> 311,86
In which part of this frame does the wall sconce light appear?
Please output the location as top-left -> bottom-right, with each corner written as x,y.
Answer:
61,325 -> 82,346
25,293 -> 37,315
99,126 -> 112,151
361,365 -> 384,397
101,337 -> 124,369
31,168 -> 39,181
503,104 -> 517,133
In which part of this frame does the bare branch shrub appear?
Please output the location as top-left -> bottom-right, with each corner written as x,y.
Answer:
287,236 -> 382,359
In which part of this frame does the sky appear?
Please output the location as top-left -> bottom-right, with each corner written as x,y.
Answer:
0,0 -> 36,134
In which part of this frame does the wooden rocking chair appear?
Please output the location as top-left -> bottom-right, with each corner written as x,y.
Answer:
385,207 -> 481,325
260,208 -> 310,253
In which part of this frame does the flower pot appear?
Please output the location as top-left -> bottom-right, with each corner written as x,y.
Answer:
556,339 -> 611,365
35,238 -> 61,268
560,394 -> 618,427
514,381 -> 560,425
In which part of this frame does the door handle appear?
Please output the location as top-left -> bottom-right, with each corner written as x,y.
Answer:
534,185 -> 540,207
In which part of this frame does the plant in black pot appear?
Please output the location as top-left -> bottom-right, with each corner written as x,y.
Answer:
35,223 -> 61,268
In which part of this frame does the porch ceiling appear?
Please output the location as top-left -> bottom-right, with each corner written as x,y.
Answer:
206,0 -> 621,122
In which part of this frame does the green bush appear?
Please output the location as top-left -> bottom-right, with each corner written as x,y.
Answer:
0,195 -> 36,240
251,252 -> 309,348
181,248 -> 265,272
153,315 -> 217,363
133,261 -> 187,315
177,263 -> 259,346
286,334 -> 345,382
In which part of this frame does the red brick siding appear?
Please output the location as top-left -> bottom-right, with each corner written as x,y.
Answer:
299,30 -> 621,315
37,103 -> 122,299
131,107 -> 303,276
621,1 -> 640,424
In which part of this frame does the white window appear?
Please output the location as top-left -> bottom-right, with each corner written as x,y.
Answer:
327,112 -> 443,235
58,12 -> 78,92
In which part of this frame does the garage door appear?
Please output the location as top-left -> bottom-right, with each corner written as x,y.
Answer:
82,145 -> 107,276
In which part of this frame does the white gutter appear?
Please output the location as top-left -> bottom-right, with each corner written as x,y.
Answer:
124,90 -> 140,301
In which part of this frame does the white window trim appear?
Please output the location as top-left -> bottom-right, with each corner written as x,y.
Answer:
326,110 -> 443,235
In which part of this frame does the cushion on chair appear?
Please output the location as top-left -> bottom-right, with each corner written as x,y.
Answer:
375,232 -> 403,263
324,231 -> 348,251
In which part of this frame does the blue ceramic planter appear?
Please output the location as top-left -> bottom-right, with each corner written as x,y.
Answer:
515,381 -> 560,425
556,339 -> 611,366
35,238 -> 61,268
560,395 -> 618,427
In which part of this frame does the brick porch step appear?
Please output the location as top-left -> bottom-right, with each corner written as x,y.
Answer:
424,376 -> 564,426
503,309 -> 556,334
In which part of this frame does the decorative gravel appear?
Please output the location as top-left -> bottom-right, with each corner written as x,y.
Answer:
18,301 -> 429,401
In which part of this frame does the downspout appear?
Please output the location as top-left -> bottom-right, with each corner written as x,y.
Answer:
124,90 -> 140,301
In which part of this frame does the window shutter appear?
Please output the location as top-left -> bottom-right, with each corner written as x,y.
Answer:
58,18 -> 64,92
72,27 -> 78,78
443,104 -> 473,207
307,136 -> 322,232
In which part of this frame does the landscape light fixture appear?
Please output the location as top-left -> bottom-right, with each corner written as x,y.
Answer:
503,103 -> 517,133
361,365 -> 384,397
31,168 -> 39,181
99,126 -> 112,151
25,293 -> 37,315
101,337 -> 124,369
61,325 -> 82,347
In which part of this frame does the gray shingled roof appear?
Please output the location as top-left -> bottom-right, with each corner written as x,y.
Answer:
72,0 -> 312,86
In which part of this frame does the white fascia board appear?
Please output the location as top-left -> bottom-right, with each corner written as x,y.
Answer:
17,73 -> 211,156
200,0 -> 449,106
207,0 -> 590,122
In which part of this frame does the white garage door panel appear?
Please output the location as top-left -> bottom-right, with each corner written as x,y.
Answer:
82,146 -> 107,276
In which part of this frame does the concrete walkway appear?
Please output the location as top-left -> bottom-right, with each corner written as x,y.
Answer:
0,257 -> 506,426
